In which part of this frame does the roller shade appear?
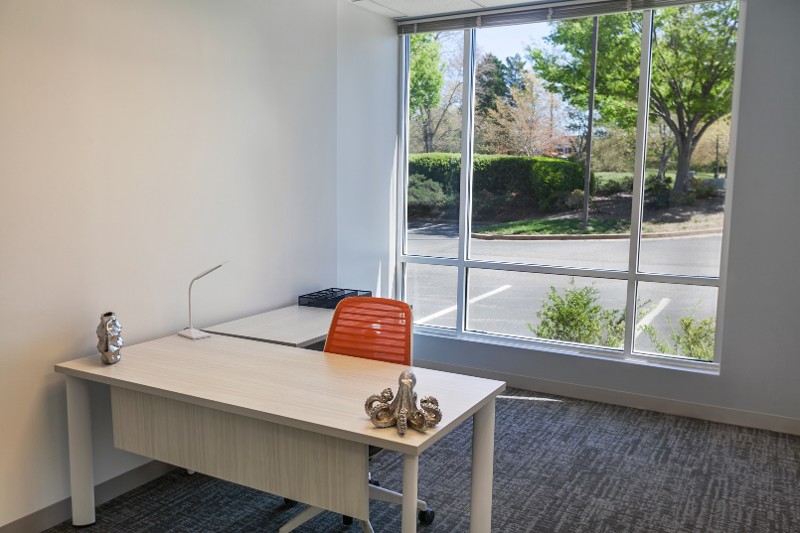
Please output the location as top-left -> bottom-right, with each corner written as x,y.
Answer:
397,0 -> 717,34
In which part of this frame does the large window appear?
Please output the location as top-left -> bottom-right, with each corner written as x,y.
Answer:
399,0 -> 739,367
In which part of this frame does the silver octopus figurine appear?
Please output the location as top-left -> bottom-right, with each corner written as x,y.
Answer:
96,311 -> 123,364
364,370 -> 442,436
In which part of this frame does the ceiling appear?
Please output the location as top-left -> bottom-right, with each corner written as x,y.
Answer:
350,0 -> 536,20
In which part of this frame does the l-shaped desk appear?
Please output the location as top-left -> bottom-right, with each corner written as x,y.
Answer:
55,306 -> 506,533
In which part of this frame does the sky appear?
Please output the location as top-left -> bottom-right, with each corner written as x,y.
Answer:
475,23 -> 551,62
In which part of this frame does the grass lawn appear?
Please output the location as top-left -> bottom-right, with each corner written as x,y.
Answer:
595,171 -> 722,183
478,217 -> 630,236
474,193 -> 724,236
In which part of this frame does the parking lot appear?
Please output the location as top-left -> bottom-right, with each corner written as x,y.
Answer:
405,225 -> 723,353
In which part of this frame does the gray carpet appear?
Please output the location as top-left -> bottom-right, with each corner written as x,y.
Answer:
45,388 -> 800,532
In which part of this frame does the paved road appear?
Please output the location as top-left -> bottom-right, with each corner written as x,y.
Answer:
405,224 -> 723,355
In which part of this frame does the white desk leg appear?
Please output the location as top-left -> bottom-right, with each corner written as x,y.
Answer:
66,376 -> 95,526
470,399 -> 496,533
402,453 -> 419,533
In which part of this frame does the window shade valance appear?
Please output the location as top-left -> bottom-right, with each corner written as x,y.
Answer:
397,0 -> 715,34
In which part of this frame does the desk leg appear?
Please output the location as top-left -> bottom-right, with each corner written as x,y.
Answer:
470,399 -> 496,533
402,453 -> 419,533
66,376 -> 95,526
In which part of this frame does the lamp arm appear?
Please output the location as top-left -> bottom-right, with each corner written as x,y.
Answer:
185,262 -> 227,333
188,278 -> 196,331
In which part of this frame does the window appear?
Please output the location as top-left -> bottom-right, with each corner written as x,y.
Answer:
399,0 -> 739,367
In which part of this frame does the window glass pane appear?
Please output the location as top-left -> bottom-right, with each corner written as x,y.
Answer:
634,282 -> 718,361
405,263 -> 458,329
467,269 -> 627,349
469,14 -> 640,270
638,1 -> 738,277
406,31 -> 464,259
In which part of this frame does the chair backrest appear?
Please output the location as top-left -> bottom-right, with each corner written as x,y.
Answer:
323,297 -> 412,365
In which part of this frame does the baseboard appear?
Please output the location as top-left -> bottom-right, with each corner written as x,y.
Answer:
0,461 -> 175,533
416,359 -> 800,436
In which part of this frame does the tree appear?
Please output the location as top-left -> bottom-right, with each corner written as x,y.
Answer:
503,54 -> 528,94
650,3 -> 738,197
591,126 -> 636,173
409,33 -> 462,153
529,1 -> 738,199
477,71 -> 567,157
475,53 -> 508,116
691,118 -> 731,177
647,118 -> 677,183
409,34 -> 443,118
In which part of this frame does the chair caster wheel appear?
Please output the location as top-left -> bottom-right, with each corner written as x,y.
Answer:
343,515 -> 353,525
283,498 -> 297,508
418,508 -> 435,526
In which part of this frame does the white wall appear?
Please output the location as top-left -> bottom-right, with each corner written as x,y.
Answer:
413,0 -> 800,429
0,0 -> 338,526
336,1 -> 399,297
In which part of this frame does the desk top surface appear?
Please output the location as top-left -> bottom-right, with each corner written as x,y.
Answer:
204,305 -> 335,347
55,334 -> 505,455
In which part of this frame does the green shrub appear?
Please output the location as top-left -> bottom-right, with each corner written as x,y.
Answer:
645,175 -> 672,208
642,315 -> 716,361
529,281 -> 716,360
596,175 -> 633,196
529,279 -> 624,348
530,158 -> 593,211
408,153 -> 591,213
565,189 -> 585,210
407,174 -> 448,219
687,177 -> 717,200
407,153 -> 461,196
472,156 -> 535,201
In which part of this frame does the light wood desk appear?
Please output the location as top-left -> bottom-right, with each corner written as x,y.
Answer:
56,334 -> 505,532
203,304 -> 335,347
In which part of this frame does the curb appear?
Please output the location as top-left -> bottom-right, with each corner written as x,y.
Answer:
471,227 -> 723,241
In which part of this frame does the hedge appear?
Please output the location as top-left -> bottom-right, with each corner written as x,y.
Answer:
408,153 -> 593,212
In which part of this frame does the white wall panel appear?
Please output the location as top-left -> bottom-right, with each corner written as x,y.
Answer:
336,1 -> 399,297
0,0 -> 337,525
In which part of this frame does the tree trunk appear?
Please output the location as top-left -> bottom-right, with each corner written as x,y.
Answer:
656,141 -> 675,182
423,117 -> 434,153
671,136 -> 694,202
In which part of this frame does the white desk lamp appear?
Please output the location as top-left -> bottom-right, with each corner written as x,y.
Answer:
179,262 -> 227,340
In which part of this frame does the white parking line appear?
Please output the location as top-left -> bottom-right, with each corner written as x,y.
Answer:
634,297 -> 671,339
416,285 -> 512,325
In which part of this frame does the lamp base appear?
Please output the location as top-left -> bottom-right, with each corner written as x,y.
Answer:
178,327 -> 211,340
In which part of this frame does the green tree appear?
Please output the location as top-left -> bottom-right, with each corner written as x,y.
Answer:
410,34 -> 444,116
503,54 -> 528,95
475,53 -> 508,115
410,34 -> 445,152
530,1 -> 738,199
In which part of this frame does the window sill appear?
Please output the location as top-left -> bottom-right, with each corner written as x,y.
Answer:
413,324 -> 721,376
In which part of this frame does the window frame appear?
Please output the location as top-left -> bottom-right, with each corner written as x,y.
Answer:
396,5 -> 740,372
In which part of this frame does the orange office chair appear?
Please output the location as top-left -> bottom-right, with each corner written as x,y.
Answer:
279,297 -> 434,533
324,296 -> 413,365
